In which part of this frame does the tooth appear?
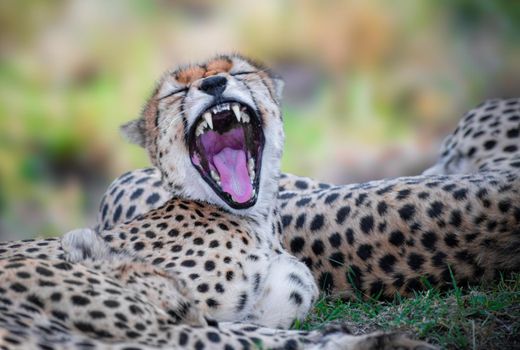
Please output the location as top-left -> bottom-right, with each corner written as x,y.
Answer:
242,112 -> 250,123
211,170 -> 220,182
196,123 -> 205,136
203,112 -> 213,129
248,158 -> 254,172
232,104 -> 241,122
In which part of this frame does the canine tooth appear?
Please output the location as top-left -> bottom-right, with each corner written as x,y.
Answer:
211,170 -> 220,182
232,104 -> 241,122
203,112 -> 213,129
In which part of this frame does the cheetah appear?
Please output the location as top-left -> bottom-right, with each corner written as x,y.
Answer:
0,54 -> 435,349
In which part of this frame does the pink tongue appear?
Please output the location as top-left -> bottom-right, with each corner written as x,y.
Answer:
213,147 -> 253,203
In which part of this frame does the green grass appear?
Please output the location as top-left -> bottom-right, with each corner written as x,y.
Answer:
295,273 -> 520,349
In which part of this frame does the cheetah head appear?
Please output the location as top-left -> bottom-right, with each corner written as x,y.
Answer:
122,54 -> 284,215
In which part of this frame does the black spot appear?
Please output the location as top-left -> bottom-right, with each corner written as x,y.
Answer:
311,239 -> 325,255
396,189 -> 411,200
398,204 -> 416,221
103,299 -> 120,308
377,201 -> 388,216
407,253 -> 425,271
455,250 -> 474,263
181,260 -> 196,267
506,127 -> 519,138
359,215 -> 374,234
71,295 -> 90,306
295,180 -> 309,189
290,237 -> 305,253
295,214 -> 306,229
197,283 -> 209,293
133,242 -> 145,251
146,193 -> 161,205
356,244 -> 373,259
179,332 -> 189,346
207,331 -> 221,343
336,206 -> 351,224
378,254 -> 396,273
318,272 -> 334,293
289,292 -> 303,305
345,228 -> 354,245
204,261 -> 216,271
432,252 -> 447,267
10,283 -> 27,293
236,293 -> 248,311
483,140 -> 496,150
325,193 -> 339,205
35,266 -> 54,277
427,201 -> 444,218
130,188 -> 144,200
328,233 -> 342,248
498,200 -> 512,213
296,197 -> 312,207
421,231 -> 438,251
355,193 -> 368,206
126,205 -> 136,219
152,257 -> 165,265
452,189 -> 468,201
310,215 -> 325,231
281,215 -> 293,228
449,210 -> 462,227
225,271 -> 234,281
389,230 -> 405,246
206,298 -> 219,308
113,205 -> 122,223
328,252 -> 345,268
346,265 -> 363,291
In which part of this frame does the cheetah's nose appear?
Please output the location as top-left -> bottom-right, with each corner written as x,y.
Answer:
200,76 -> 227,97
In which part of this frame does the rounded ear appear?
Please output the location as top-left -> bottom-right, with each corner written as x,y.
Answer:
272,76 -> 285,102
120,118 -> 146,147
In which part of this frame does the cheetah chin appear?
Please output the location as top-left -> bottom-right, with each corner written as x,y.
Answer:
189,100 -> 264,209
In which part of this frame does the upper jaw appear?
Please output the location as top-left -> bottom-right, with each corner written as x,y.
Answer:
188,100 -> 265,210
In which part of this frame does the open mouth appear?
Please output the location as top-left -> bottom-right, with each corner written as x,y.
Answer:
189,101 -> 264,209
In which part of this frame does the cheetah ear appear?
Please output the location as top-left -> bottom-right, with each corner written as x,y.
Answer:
120,118 -> 146,148
272,75 -> 285,102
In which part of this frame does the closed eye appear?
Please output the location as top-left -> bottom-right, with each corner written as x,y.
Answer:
231,71 -> 259,76
159,88 -> 189,100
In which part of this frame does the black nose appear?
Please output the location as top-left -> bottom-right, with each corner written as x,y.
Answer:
200,76 -> 227,96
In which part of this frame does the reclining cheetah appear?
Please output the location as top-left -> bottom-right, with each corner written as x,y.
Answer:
0,54 -> 435,349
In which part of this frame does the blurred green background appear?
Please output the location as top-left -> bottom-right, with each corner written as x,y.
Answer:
0,0 -> 519,240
